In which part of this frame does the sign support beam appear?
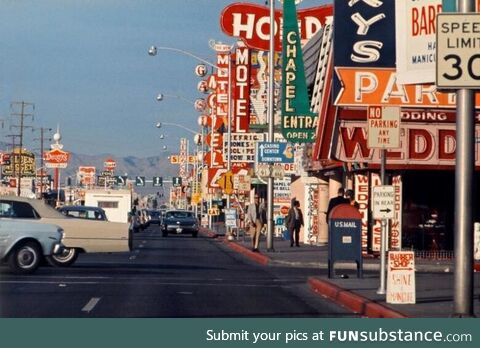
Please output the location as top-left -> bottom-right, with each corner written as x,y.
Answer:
452,0 -> 476,318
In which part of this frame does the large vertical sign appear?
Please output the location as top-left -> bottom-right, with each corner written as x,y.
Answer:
233,46 -> 251,132
333,0 -> 396,100
395,0 -> 442,85
281,0 -> 317,143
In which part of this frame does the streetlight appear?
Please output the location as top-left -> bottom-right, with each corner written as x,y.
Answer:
155,121 -> 197,135
156,93 -> 195,105
148,46 -> 226,73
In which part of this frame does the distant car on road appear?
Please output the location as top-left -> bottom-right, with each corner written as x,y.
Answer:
58,206 -> 108,221
146,209 -> 161,225
0,219 -> 64,274
161,210 -> 199,238
0,196 -> 131,267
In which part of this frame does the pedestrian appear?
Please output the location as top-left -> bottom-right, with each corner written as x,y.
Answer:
345,189 -> 360,209
286,200 -> 304,247
246,194 -> 266,252
326,187 -> 349,222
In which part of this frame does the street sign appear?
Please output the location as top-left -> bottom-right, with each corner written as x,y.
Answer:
217,171 -> 234,195
372,185 -> 395,220
172,177 -> 182,187
115,175 -> 128,186
257,142 -> 294,163
135,176 -> 145,187
387,251 -> 416,304
256,163 -> 271,178
367,106 -> 400,149
208,207 -> 220,216
224,208 -> 237,227
271,164 -> 285,179
437,13 -> 480,88
152,176 -> 163,187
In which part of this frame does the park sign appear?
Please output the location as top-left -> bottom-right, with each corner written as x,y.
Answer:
44,149 -> 70,169
281,0 -> 317,143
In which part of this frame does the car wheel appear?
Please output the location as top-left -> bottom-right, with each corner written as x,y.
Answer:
8,241 -> 42,274
46,247 -> 79,267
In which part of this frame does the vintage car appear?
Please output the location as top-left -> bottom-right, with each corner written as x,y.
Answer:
161,210 -> 199,238
0,219 -> 64,274
0,197 -> 132,267
58,205 -> 108,221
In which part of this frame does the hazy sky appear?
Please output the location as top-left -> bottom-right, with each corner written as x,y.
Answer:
0,0 -> 329,158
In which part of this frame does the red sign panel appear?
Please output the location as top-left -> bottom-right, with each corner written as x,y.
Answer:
44,149 -> 70,168
220,3 -> 332,51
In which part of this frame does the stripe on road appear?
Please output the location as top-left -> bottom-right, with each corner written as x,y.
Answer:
82,297 -> 101,313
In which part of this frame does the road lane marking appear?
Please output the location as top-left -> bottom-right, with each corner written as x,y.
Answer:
82,297 -> 101,313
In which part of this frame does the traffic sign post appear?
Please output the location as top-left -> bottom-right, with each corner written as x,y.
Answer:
437,1 -> 477,318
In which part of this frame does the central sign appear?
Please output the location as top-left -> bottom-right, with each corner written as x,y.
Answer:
437,13 -> 480,88
367,106 -> 401,149
257,142 -> 294,163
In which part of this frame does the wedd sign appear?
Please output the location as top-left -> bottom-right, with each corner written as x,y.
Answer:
436,13 -> 480,88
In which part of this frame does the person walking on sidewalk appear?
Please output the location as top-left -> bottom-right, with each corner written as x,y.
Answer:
246,194 -> 266,252
286,200 -> 304,247
326,187 -> 349,222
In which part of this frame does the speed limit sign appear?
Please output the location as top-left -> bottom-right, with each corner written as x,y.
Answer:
436,13 -> 480,89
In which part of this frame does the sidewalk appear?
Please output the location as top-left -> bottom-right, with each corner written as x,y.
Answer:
201,228 -> 480,318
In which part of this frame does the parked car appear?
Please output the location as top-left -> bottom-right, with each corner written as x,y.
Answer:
0,196 -> 132,267
58,206 -> 108,221
0,219 -> 64,274
161,210 -> 199,237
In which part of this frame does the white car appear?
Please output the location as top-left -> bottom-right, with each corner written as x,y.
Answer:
0,197 -> 132,267
0,220 -> 64,274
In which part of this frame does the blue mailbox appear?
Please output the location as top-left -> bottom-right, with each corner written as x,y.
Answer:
328,204 -> 363,278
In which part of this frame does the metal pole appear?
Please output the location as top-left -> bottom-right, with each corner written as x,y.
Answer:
453,0 -> 475,315
266,0 -> 275,252
377,149 -> 387,295
226,54 -> 232,238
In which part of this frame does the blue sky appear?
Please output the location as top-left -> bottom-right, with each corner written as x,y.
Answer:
0,0 -> 329,157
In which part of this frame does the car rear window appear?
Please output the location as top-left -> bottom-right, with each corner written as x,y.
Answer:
166,212 -> 194,219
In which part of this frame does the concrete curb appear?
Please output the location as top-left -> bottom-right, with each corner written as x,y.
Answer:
308,277 -> 408,318
223,240 -> 271,266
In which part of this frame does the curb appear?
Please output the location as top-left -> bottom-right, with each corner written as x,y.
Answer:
223,240 -> 271,266
308,277 -> 408,318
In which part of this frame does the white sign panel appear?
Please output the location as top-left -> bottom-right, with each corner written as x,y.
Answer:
224,133 -> 265,163
395,0 -> 442,85
372,185 -> 395,220
437,13 -> 480,88
367,106 -> 401,149
387,251 -> 416,304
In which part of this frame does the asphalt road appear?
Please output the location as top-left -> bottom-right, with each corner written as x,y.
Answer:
0,225 -> 356,318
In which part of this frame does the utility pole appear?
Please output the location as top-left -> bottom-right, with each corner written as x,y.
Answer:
33,127 -> 52,198
10,101 -> 34,196
5,134 -> 21,178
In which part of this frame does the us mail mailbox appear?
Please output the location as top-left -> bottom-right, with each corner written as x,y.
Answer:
328,204 -> 363,279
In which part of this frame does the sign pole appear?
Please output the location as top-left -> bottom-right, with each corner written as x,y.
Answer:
376,149 -> 388,294
454,0 -> 476,317
266,0 -> 275,252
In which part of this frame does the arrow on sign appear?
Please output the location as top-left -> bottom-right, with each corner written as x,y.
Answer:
380,208 -> 392,213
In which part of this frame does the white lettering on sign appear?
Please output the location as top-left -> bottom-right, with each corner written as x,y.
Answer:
334,221 -> 358,228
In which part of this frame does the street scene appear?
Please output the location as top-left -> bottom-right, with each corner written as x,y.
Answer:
1,0 -> 480,323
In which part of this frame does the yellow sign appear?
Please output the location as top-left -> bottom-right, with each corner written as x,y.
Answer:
191,193 -> 201,205
217,171 -> 234,195
208,208 -> 220,216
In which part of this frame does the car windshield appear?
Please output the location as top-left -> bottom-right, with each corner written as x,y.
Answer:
166,211 -> 194,219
